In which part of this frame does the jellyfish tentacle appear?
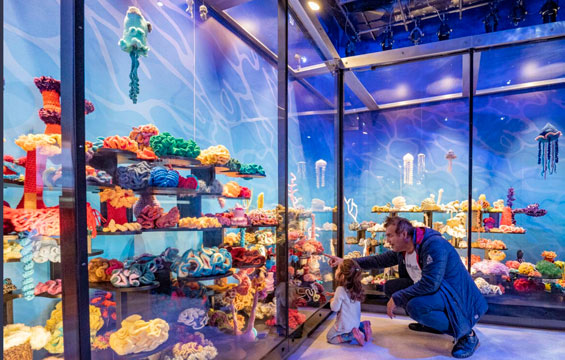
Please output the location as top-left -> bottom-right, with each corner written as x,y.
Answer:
129,50 -> 140,104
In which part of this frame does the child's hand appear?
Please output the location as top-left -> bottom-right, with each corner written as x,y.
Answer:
387,297 -> 396,319
326,291 -> 335,297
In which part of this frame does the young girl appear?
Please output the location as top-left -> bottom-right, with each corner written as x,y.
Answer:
327,259 -> 372,346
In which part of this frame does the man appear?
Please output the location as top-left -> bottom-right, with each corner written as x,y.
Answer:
326,216 -> 487,358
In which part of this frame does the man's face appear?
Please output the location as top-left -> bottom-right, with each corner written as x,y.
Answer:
385,224 -> 409,252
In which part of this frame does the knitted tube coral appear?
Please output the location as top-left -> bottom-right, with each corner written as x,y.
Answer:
109,315 -> 169,356
129,124 -> 159,149
149,167 -> 179,187
149,132 -> 200,158
20,232 -> 36,300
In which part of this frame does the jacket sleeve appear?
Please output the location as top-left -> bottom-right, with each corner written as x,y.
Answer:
355,251 -> 399,270
330,286 -> 345,312
391,239 -> 448,307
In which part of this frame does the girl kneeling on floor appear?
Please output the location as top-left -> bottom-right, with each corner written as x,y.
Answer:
327,259 -> 372,346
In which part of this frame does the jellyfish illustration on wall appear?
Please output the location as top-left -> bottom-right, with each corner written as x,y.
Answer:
417,153 -> 426,184
297,161 -> 306,179
119,7 -> 151,104
445,149 -> 457,173
315,159 -> 327,188
536,123 -> 561,178
403,153 -> 414,185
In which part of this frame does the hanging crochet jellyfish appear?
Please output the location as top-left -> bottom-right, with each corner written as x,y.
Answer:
536,123 -> 561,178
445,149 -> 457,173
417,153 -> 425,184
315,159 -> 327,188
403,153 -> 414,185
119,7 -> 151,104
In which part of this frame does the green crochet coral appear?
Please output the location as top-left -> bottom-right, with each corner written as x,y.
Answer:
149,132 -> 201,158
119,7 -> 151,104
535,260 -> 563,278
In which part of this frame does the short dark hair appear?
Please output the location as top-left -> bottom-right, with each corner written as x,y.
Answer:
383,215 -> 414,237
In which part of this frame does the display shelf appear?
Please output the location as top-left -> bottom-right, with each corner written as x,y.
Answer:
143,227 -> 223,232
140,186 -> 204,196
3,291 -> 22,302
34,292 -> 62,299
215,166 -> 230,173
178,270 -> 234,282
232,173 -> 266,179
512,273 -> 563,281
157,155 -> 202,169
89,281 -> 160,292
3,178 -> 25,187
472,247 -> 509,251
92,148 -> 138,164
97,229 -> 143,236
3,258 -> 21,263
371,209 -> 445,214
233,263 -> 265,269
111,337 -> 175,360
88,249 -> 104,257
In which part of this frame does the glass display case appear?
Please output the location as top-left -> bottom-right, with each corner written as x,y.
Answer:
2,0 -> 337,359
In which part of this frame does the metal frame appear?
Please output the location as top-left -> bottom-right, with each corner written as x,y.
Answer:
0,0 -> 4,354
60,0 -> 91,359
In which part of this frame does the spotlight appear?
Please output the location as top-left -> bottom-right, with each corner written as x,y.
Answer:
199,4 -> 208,20
307,1 -> 321,11
380,26 -> 394,51
437,14 -> 452,41
540,0 -> 559,23
157,1 -> 164,6
510,0 -> 527,25
483,2 -> 499,33
409,18 -> 424,45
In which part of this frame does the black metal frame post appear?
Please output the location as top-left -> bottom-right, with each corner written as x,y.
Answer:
276,0 -> 290,343
467,48 -> 474,273
1,0 -> 4,352
336,69 -> 344,259
60,0 -> 90,359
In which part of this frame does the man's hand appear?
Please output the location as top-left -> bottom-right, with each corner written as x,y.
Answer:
324,254 -> 343,268
387,297 -> 396,319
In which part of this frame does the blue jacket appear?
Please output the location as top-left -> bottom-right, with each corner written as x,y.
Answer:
356,228 -> 488,340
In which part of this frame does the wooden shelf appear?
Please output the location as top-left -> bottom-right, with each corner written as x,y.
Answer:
88,249 -> 104,257
233,263 -> 265,269
97,229 -> 143,236
143,227 -> 222,232
89,281 -> 160,292
3,291 -> 22,302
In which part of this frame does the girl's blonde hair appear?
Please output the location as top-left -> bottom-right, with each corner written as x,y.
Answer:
336,259 -> 365,302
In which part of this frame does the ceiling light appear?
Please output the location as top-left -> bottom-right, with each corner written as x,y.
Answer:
362,131 -> 368,135
307,1 -> 321,11
380,26 -> 394,51
157,1 -> 164,6
437,14 -> 452,41
506,80 -> 512,85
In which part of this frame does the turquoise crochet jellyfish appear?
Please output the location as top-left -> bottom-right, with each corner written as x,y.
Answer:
119,6 -> 152,104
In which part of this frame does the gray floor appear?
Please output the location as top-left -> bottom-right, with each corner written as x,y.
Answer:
288,313 -> 565,359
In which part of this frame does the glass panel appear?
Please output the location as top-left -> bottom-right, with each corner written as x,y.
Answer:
287,14 -> 337,340
355,56 -> 463,105
346,57 -> 470,304
3,1 -> 68,358
472,40 -> 565,322
84,0 -> 282,358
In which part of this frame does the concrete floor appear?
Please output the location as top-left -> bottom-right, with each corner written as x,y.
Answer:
288,313 -> 565,359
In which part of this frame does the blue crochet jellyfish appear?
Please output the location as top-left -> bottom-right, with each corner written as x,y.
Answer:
119,7 -> 151,104
536,123 -> 561,178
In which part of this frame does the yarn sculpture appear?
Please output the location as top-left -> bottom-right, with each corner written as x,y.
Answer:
109,315 -> 169,355
173,247 -> 232,278
445,149 -> 456,173
177,308 -> 209,330
149,167 -> 179,187
129,124 -> 159,149
116,162 -> 151,190
119,7 -> 151,104
149,132 -> 200,158
20,232 -> 37,300
171,332 -> 218,360
536,122 -> 561,178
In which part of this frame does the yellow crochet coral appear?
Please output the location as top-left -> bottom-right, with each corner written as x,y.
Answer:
109,315 -> 169,356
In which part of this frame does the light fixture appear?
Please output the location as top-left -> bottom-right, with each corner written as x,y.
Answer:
540,0 -> 559,23
484,2 -> 499,33
409,18 -> 424,45
362,131 -> 368,135
200,4 -> 208,20
506,80 -> 512,85
307,1 -> 321,11
510,0 -> 527,25
444,117 -> 448,122
157,1 -> 164,6
396,84 -> 408,98
437,14 -> 452,41
380,26 -> 394,51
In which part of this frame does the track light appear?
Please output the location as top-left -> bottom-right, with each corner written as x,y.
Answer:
540,0 -> 559,23
510,0 -> 527,25
345,38 -> 356,57
437,14 -> 452,41
380,26 -> 394,51
409,18 -> 424,45
483,2 -> 499,33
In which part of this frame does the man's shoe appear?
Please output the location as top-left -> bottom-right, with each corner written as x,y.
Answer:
451,331 -> 479,358
408,323 -> 443,334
